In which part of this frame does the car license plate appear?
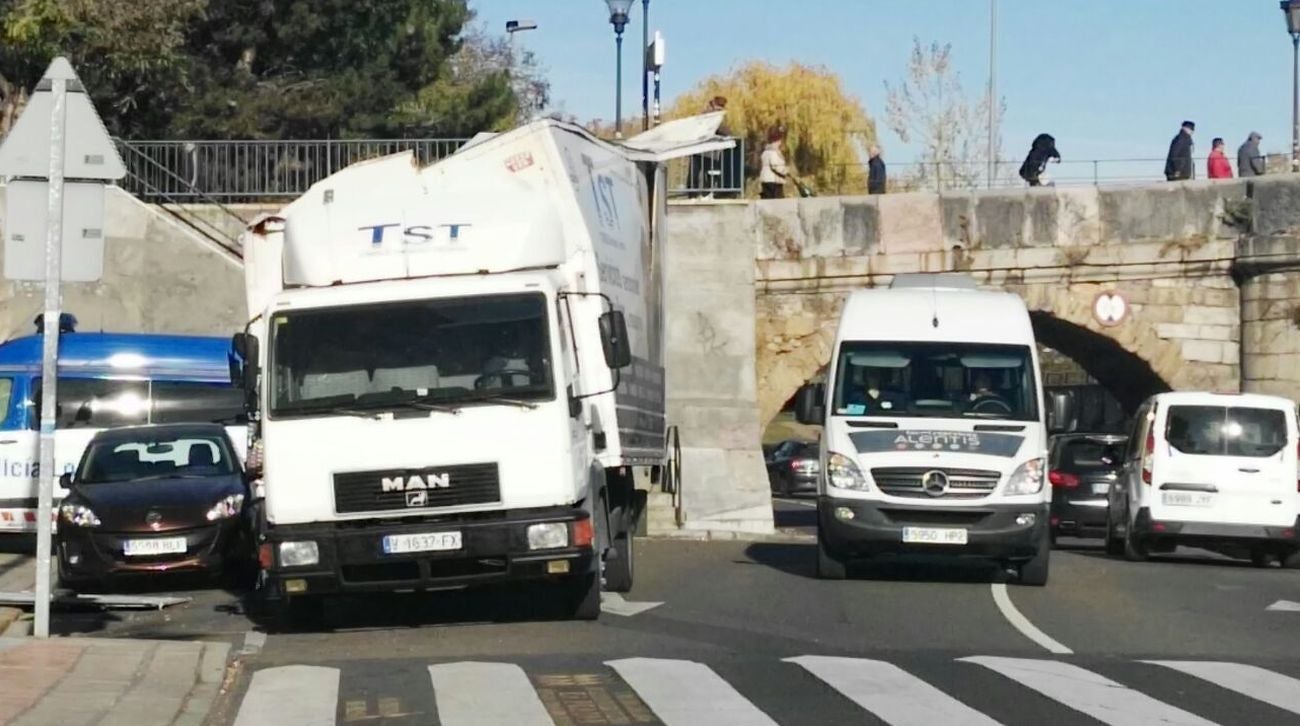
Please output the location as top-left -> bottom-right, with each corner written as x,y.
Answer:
902,527 -> 968,545
382,531 -> 462,555
123,537 -> 187,557
1091,483 -> 1110,495
1162,491 -> 1214,507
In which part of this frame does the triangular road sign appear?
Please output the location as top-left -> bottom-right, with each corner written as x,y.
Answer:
0,56 -> 125,181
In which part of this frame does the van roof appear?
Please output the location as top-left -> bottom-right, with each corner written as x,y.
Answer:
0,333 -> 233,381
837,286 -> 1035,346
1149,391 -> 1298,410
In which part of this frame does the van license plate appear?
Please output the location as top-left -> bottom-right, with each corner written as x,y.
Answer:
123,537 -> 187,557
1162,491 -> 1214,507
382,532 -> 462,554
902,527 -> 968,545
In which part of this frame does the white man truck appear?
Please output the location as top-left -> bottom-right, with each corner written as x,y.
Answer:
231,115 -> 730,620
795,273 -> 1052,585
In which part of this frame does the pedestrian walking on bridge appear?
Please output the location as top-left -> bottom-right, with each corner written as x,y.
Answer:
1164,121 -> 1195,181
1238,132 -> 1265,177
867,145 -> 887,194
1207,138 -> 1233,179
760,128 -> 791,199
1018,133 -> 1060,187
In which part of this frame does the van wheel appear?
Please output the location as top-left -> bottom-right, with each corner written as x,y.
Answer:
1123,521 -> 1149,562
1017,530 -> 1050,586
816,533 -> 847,580
1104,513 -> 1124,557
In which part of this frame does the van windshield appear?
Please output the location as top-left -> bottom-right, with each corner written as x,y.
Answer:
1166,405 -> 1288,458
832,342 -> 1038,421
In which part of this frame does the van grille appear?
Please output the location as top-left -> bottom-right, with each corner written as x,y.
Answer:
333,463 -> 501,514
871,467 -> 1001,499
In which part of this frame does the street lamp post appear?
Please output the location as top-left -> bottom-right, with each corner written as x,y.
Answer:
642,0 -> 651,131
605,0 -> 633,138
1283,1 -> 1300,171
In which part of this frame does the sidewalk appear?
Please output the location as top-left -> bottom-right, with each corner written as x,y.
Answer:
0,637 -> 230,726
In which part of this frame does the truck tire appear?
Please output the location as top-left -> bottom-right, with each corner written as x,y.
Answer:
567,572 -> 601,620
816,533 -> 847,580
275,595 -> 325,631
1017,530 -> 1050,586
603,531 -> 635,593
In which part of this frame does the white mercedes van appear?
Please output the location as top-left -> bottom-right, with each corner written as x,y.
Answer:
1106,391 -> 1300,566
794,274 -> 1051,585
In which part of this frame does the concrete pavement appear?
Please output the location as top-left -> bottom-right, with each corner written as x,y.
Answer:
0,637 -> 230,726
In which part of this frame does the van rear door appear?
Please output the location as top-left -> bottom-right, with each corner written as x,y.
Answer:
1157,404 -> 1298,527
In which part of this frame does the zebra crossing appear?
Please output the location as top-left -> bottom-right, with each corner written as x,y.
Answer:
229,654 -> 1300,726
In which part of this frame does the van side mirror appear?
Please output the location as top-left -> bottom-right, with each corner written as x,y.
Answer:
1048,391 -> 1075,432
794,383 -> 826,425
599,311 -> 632,370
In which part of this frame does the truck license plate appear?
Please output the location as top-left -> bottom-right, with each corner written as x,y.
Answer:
1162,491 -> 1214,507
123,537 -> 187,557
902,527 -> 968,545
382,531 -> 462,555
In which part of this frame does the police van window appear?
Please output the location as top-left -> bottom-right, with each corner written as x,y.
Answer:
30,379 -> 150,429
0,378 -> 12,423
149,381 -> 247,424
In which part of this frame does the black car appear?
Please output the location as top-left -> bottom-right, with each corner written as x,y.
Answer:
56,423 -> 253,591
765,440 -> 820,496
1048,433 -> 1126,542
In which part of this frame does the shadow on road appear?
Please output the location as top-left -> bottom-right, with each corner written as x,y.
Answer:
1067,548 -> 1267,570
743,541 -> 1010,584
772,503 -> 816,530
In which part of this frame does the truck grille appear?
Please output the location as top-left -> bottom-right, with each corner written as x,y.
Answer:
871,467 -> 1001,499
333,463 -> 501,514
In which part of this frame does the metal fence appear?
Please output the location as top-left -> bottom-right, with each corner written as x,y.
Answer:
115,137 -> 748,202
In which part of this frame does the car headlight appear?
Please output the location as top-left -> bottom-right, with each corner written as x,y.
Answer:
205,493 -> 245,521
827,452 -> 869,491
1005,458 -> 1045,495
279,541 -> 319,567
59,504 -> 101,528
527,522 -> 569,550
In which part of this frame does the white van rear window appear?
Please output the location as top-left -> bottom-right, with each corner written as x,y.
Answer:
1166,405 -> 1288,458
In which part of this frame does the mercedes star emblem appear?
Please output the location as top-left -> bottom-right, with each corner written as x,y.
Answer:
921,470 -> 949,497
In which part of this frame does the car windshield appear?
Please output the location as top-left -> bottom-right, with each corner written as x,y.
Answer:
832,341 -> 1038,421
268,293 -> 554,417
1165,405 -> 1288,458
78,434 -> 237,484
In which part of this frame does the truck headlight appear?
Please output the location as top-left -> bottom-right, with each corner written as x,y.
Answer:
527,522 -> 569,550
1004,458 -> 1045,495
827,452 -> 869,491
205,493 -> 245,521
59,504 -> 100,528
279,541 -> 320,567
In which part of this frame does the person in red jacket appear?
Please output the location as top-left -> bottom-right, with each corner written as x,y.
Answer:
1207,137 -> 1233,179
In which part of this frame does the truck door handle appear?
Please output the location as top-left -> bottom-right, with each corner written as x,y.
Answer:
0,439 -> 15,444
1239,467 -> 1260,473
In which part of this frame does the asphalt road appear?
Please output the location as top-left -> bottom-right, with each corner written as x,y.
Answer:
8,500 -> 1300,725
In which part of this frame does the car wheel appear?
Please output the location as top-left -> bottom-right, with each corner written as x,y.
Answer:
1283,549 -> 1300,569
1104,510 -> 1125,557
1250,548 -> 1273,568
1017,529 -> 1051,587
816,532 -> 847,580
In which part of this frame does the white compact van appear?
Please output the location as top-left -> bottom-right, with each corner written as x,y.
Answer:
794,273 -> 1051,585
1106,391 -> 1300,566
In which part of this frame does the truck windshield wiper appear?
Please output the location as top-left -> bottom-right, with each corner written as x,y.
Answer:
456,392 -> 539,410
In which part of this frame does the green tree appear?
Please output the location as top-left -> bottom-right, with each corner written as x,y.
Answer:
670,61 -> 877,196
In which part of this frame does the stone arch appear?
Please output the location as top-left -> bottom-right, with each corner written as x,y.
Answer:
755,292 -> 842,426
1030,312 -> 1170,412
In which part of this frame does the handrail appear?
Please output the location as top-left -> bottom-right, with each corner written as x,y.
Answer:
114,140 -> 247,257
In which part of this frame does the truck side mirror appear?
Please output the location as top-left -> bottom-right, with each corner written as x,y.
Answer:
599,311 -> 632,370
794,383 -> 825,425
231,333 -> 260,410
227,352 -> 243,387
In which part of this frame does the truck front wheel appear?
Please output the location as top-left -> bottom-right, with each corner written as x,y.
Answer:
567,572 -> 601,620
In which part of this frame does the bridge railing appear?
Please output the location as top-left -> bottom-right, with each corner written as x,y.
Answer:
114,137 -> 747,202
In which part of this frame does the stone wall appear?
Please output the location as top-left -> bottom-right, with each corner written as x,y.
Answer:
0,186 -> 246,340
1238,176 -> 1300,400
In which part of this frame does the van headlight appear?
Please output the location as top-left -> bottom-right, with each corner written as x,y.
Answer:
827,452 -> 869,491
1004,458 -> 1045,495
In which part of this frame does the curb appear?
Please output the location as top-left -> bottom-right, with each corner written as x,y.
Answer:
0,606 -> 20,633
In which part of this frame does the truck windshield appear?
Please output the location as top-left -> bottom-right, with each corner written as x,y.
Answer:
831,341 -> 1038,421
268,293 -> 554,417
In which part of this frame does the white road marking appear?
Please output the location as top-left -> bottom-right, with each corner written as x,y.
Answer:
600,591 -> 664,616
1266,599 -> 1300,612
787,655 -> 1000,725
232,665 -> 339,726
607,657 -> 778,726
962,656 -> 1217,726
1145,661 -> 1300,715
428,661 -> 554,725
989,583 -> 1073,654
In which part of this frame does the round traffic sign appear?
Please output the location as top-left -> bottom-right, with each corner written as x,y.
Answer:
1093,291 -> 1128,327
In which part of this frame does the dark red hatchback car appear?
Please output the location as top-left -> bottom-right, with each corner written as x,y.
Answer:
56,423 -> 252,590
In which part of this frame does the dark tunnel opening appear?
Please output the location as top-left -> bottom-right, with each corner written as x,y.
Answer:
1029,311 -> 1173,418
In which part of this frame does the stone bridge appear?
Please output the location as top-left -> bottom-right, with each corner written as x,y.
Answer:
665,176 -> 1300,535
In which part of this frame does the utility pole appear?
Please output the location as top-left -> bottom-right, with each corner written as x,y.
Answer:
988,0 -> 998,188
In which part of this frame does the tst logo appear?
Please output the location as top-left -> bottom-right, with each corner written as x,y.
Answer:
358,223 -> 471,248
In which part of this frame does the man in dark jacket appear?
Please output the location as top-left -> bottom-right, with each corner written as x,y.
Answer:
1165,121 -> 1195,181
1238,132 -> 1265,177
1019,134 -> 1060,186
867,145 -> 886,194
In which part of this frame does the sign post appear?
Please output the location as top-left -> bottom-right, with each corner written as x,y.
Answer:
0,57 -> 125,638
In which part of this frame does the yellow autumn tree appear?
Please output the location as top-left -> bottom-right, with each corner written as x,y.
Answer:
669,61 -> 876,196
